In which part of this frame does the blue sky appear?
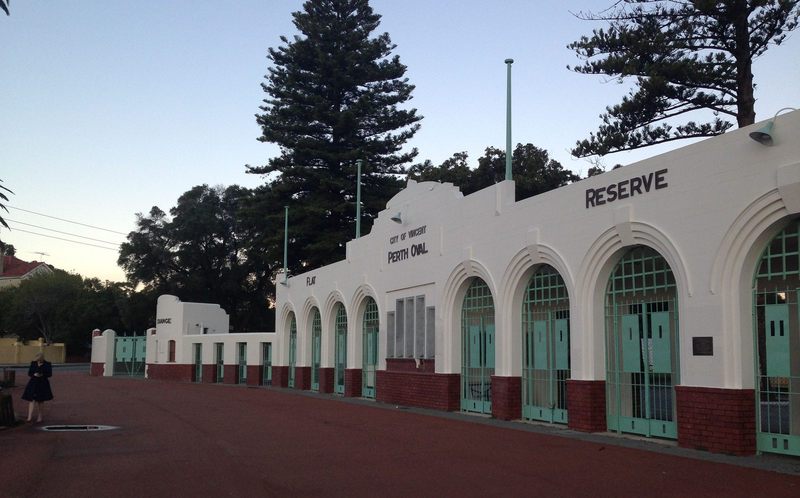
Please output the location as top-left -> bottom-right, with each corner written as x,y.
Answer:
1,0 -> 798,282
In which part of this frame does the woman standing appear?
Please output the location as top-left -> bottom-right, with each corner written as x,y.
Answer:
21,352 -> 53,423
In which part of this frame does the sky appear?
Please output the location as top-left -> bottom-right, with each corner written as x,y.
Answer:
1,1 -> 799,282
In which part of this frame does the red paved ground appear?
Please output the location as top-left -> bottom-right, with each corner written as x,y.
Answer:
3,372 -> 800,497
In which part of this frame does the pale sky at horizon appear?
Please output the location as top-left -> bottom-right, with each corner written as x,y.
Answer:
2,0 -> 799,282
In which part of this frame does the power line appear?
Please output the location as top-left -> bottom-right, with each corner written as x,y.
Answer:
7,206 -> 129,235
7,219 -> 122,246
9,228 -> 120,251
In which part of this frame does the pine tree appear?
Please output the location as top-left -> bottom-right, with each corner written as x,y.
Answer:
249,0 -> 421,271
568,0 -> 799,157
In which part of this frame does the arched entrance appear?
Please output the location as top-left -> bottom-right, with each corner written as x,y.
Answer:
310,307 -> 321,391
362,297 -> 379,399
288,312 -> 297,388
522,265 -> 570,424
461,278 -> 495,414
334,304 -> 347,395
754,218 -> 800,456
605,246 -> 678,439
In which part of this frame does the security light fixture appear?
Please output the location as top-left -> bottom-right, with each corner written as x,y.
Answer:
749,107 -> 797,146
390,212 -> 402,224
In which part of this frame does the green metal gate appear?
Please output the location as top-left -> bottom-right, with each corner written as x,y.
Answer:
237,342 -> 247,384
262,342 -> 272,386
215,342 -> 224,383
362,298 -> 379,399
461,278 -> 495,414
288,313 -> 297,388
334,305 -> 347,395
606,246 -> 678,439
193,343 -> 202,383
754,218 -> 800,456
113,335 -> 146,376
311,308 -> 321,391
522,265 -> 570,424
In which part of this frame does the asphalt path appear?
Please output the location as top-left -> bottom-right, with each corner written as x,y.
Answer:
3,372 -> 800,497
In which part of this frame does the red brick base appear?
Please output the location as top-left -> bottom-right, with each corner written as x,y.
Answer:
344,369 -> 362,397
147,363 -> 193,382
318,367 -> 335,393
90,362 -> 104,376
271,366 -> 289,388
202,365 -> 217,384
566,380 -> 606,432
224,365 -> 238,385
246,365 -> 262,386
491,376 -> 521,420
676,386 -> 756,455
376,370 -> 460,411
294,367 -> 311,390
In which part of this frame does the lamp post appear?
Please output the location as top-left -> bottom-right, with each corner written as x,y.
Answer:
505,58 -> 514,182
282,205 -> 288,286
355,159 -> 363,239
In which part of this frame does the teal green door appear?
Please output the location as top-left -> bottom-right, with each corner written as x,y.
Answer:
311,308 -> 321,391
461,278 -> 495,414
606,247 -> 678,440
262,342 -> 272,386
113,335 -> 146,376
522,265 -> 570,424
288,314 -> 297,388
237,343 -> 247,384
193,343 -> 202,383
362,298 -> 379,399
215,343 -> 224,383
754,219 -> 800,456
334,305 -> 347,395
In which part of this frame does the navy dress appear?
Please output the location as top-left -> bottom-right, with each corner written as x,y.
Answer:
21,361 -> 54,402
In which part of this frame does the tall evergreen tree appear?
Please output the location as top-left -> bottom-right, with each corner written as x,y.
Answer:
568,0 -> 799,157
249,0 -> 422,271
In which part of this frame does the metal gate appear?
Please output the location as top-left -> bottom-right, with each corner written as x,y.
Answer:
113,335 -> 146,376
522,265 -> 570,424
754,218 -> 800,456
606,246 -> 678,439
311,308 -> 321,391
334,305 -> 347,395
262,342 -> 272,386
461,278 -> 495,414
288,314 -> 297,388
193,343 -> 202,383
215,343 -> 224,383
237,342 -> 247,384
362,298 -> 379,399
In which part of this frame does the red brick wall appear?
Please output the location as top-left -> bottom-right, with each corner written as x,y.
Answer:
294,366 -> 311,390
318,367 -> 334,393
386,358 -> 435,373
90,363 -> 104,376
203,365 -> 217,384
566,380 -> 606,432
676,386 -> 756,455
147,363 -> 193,382
376,370 -> 460,411
272,366 -> 289,388
246,365 -> 262,386
224,365 -> 238,385
344,369 -> 362,398
492,376 -> 521,421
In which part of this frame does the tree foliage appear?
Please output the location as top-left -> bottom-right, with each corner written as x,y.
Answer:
1,1 -> 9,16
118,185 -> 274,330
0,179 -> 12,230
568,0 -> 799,157
249,0 -> 421,270
409,144 -> 580,201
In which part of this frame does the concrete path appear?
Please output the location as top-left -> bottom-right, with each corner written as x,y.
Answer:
3,372 -> 800,497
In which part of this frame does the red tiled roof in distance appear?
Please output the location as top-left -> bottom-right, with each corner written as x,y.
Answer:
1,255 -> 47,278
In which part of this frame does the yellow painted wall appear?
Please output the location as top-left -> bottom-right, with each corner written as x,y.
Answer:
0,338 -> 66,364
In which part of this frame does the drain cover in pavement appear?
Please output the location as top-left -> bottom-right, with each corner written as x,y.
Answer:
40,425 -> 117,432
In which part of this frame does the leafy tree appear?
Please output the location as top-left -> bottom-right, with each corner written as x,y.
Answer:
118,185 -> 274,330
1,1 -> 9,16
249,0 -> 422,271
568,0 -> 800,157
408,152 -> 473,187
0,179 -> 12,230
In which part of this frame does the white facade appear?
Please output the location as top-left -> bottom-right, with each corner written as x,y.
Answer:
149,294 -> 232,365
275,110 -> 800,392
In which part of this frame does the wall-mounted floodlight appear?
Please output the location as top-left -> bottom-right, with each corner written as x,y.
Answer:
390,212 -> 402,224
749,107 -> 797,146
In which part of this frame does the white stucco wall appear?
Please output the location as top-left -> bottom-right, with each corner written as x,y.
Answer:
275,110 -> 800,391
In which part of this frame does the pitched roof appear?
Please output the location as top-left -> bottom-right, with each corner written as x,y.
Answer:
1,255 -> 49,278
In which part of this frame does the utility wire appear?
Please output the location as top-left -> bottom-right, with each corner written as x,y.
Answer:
7,206 -> 129,235
7,219 -> 122,246
10,228 -> 120,251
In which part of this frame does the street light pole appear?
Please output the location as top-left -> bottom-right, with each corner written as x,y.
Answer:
505,58 -> 514,182
355,159 -> 362,239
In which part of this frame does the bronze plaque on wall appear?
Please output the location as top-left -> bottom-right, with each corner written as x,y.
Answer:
692,336 -> 713,356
